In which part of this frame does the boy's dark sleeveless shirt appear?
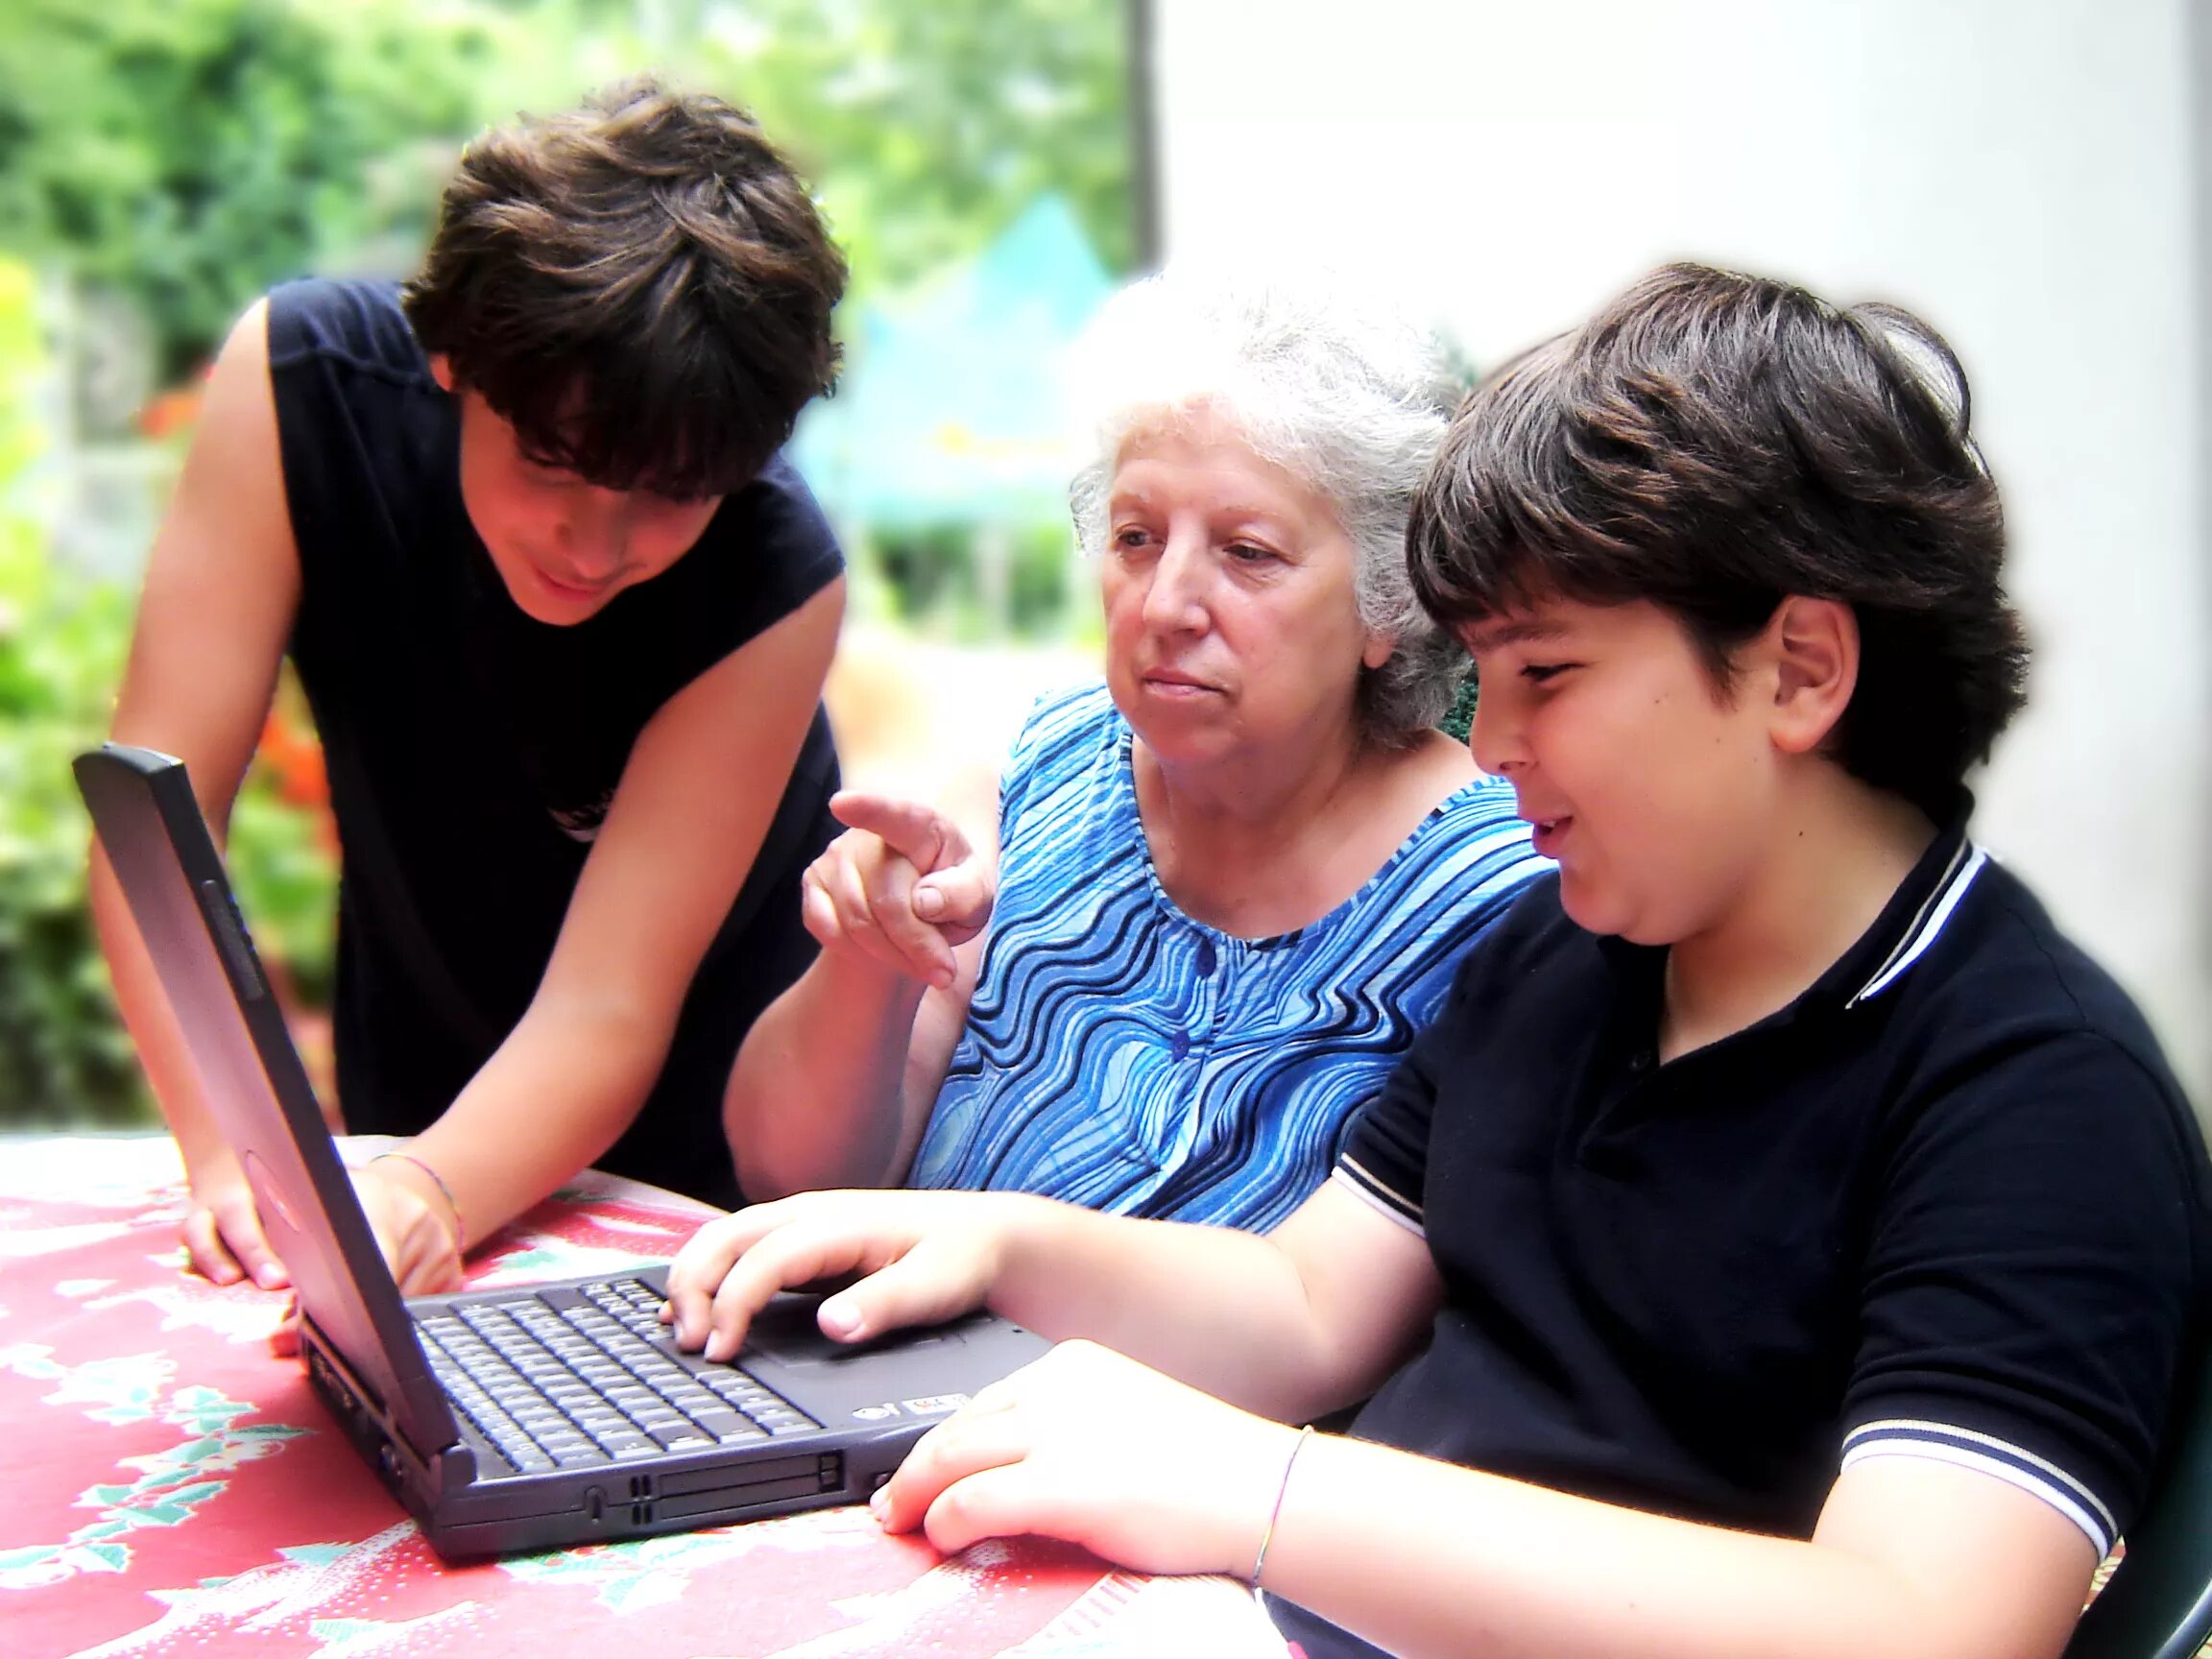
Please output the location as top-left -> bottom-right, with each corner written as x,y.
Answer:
264,277 -> 842,1207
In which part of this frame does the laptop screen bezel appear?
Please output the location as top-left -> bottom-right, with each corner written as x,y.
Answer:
76,742 -> 462,1464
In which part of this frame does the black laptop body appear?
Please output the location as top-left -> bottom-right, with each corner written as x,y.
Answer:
78,742 -> 1050,1561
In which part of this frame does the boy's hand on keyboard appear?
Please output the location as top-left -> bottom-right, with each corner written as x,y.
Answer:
350,1162 -> 466,1296
870,1338 -> 1300,1581
662,1190 -> 1019,1361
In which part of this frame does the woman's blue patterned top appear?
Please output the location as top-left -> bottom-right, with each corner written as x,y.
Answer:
909,683 -> 1549,1229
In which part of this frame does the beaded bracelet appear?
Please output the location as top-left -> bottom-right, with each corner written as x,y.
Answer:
370,1150 -> 466,1254
1250,1423 -> 1314,1587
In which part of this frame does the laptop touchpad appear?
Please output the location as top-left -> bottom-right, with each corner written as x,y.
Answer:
740,1294 -> 956,1366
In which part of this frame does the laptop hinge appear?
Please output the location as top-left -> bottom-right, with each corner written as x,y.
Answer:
305,1314 -> 474,1494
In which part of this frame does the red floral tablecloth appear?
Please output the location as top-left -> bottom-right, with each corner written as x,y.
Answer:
0,1135 -> 1285,1659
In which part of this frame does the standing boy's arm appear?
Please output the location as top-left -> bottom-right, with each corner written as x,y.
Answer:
89,298 -> 301,1289
360,576 -> 845,1286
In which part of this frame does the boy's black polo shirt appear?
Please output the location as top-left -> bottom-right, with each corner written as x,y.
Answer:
1274,818 -> 2210,1659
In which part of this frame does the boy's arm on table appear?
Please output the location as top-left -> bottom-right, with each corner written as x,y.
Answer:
1238,1434 -> 2095,1659
830,1178 -> 2096,1659
865,1028 -> 2162,1659
670,1050 -> 2130,1659
883,1362 -> 2094,1659
89,297 -> 301,1287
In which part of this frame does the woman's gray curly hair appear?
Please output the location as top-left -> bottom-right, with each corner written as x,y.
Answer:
1066,268 -> 1469,745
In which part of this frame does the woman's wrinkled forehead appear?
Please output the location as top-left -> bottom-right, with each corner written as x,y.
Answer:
1106,412 -> 1358,539
1105,398 -> 1335,507
1108,397 -> 1246,467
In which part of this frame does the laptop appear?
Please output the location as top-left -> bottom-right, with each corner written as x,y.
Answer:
76,742 -> 1051,1561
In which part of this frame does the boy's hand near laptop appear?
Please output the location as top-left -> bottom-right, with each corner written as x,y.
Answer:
182,1142 -> 461,1309
661,1180 -> 1436,1577
869,1338 -> 1300,1580
662,1188 -> 1016,1360
176,1143 -> 289,1290
164,1075 -> 348,1290
265,1151 -> 466,1356
661,1192 -> 1289,1575
189,1153 -> 458,1306
351,1154 -> 467,1294
662,1159 -> 2119,1659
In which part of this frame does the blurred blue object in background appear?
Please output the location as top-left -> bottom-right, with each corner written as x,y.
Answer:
793,194 -> 1114,531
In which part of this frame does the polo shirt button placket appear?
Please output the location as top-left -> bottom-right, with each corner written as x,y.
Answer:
1583,1044 -> 1661,1155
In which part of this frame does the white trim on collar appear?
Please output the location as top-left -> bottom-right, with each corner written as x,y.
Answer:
1846,842 -> 1988,1008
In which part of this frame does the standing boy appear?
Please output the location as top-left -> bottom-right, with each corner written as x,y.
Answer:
664,264 -> 2208,1659
93,80 -> 850,1297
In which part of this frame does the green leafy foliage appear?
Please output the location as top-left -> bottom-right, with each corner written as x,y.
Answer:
873,520 -> 1083,642
0,0 -> 1133,1124
706,0 -> 1134,297
0,0 -> 1132,383
0,0 -> 491,382
0,564 -> 147,1126
0,258 -> 338,1126
431,0 -> 1133,301
0,259 -> 144,1122
1439,669 -> 1479,744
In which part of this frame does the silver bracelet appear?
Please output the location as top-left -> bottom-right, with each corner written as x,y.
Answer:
370,1150 -> 466,1254
1250,1423 -> 1314,1587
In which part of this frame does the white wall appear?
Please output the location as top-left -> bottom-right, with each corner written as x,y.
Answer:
1152,0 -> 2210,1101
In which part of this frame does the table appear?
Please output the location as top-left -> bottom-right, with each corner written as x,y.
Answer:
1,1135 -> 1286,1659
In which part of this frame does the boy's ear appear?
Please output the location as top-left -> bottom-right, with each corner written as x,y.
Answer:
1764,595 -> 1859,756
428,353 -> 455,394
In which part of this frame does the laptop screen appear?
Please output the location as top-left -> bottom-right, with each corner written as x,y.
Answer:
76,743 -> 461,1463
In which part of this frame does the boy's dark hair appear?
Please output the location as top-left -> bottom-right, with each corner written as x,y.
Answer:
403,77 -> 847,499
1407,262 -> 2030,819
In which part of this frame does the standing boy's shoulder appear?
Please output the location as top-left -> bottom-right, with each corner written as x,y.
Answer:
264,276 -> 431,385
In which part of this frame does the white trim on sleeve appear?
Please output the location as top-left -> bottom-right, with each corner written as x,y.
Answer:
1841,1418 -> 2116,1557
1330,1164 -> 1424,1238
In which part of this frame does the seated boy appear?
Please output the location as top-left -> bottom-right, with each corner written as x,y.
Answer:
661,263 -> 2210,1659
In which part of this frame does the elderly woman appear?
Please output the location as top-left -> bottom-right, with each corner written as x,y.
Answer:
723,271 -> 1546,1229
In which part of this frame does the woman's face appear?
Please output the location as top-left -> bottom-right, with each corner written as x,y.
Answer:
1100,417 -> 1392,771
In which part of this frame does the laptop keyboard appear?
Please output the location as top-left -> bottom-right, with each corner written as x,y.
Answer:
416,1277 -> 819,1476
